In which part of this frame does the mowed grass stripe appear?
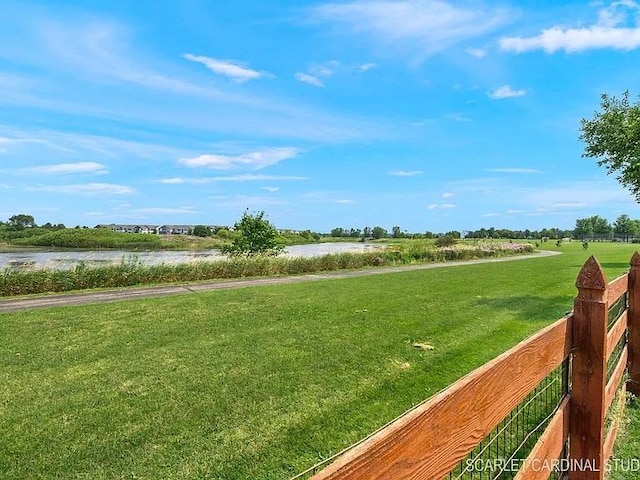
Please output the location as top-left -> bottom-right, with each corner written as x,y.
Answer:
1,242 -> 637,479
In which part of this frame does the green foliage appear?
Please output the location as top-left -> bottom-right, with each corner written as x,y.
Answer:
435,235 -> 457,247
9,228 -> 163,249
580,91 -> 640,200
7,214 -> 36,230
613,214 -> 638,241
192,225 -> 212,237
371,226 -> 387,239
221,210 -> 284,257
0,242 -> 534,296
573,215 -> 612,240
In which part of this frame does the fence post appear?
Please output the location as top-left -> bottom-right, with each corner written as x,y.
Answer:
628,252 -> 640,397
570,256 -> 608,480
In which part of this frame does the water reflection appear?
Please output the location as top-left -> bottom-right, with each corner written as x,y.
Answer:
0,243 -> 383,271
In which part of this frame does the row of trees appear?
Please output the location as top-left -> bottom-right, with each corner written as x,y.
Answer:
573,214 -> 640,241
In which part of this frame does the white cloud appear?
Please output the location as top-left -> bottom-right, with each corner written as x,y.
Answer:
444,113 -> 471,122
482,213 -> 500,217
132,207 -> 198,214
552,202 -> 587,208
442,192 -> 454,198
309,61 -> 340,78
207,194 -> 289,207
24,162 -> 108,175
295,72 -> 324,87
178,147 -> 299,170
506,209 -> 523,214
358,62 -> 377,71
428,203 -> 455,209
336,199 -> 356,204
488,85 -> 527,99
210,174 -> 309,182
261,186 -> 280,192
500,1 -> 640,53
313,0 -> 513,58
160,174 -> 309,184
487,168 -> 541,174
183,54 -> 270,82
31,183 -> 135,195
389,169 -> 424,177
466,47 -> 487,58
160,177 -> 187,184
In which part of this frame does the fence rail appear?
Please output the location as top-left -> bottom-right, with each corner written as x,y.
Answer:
306,253 -> 640,480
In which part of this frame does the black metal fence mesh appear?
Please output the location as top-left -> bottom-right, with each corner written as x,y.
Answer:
446,360 -> 569,480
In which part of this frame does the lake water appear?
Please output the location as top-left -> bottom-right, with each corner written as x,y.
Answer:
0,243 -> 384,271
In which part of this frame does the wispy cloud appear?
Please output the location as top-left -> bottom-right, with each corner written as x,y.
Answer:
466,47 -> 487,58
261,186 -> 280,192
336,199 -> 356,204
160,174 -> 309,184
207,194 -> 289,207
132,207 -> 199,214
313,0 -> 513,58
500,1 -> 640,53
178,147 -> 299,170
487,168 -> 541,174
183,54 -> 272,82
442,192 -> 454,198
23,162 -> 108,175
428,203 -> 455,209
552,202 -> 586,208
30,183 -> 135,195
358,62 -> 377,71
488,85 -> 527,99
389,169 -> 423,177
295,72 -> 324,87
309,61 -> 339,78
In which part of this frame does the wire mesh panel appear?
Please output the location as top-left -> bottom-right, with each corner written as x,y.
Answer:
446,361 -> 569,480
608,292 -> 627,331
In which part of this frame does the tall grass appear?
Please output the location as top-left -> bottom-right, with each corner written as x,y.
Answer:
0,242 -> 533,296
11,228 -> 164,249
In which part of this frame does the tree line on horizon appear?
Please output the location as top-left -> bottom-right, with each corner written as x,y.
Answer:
3,213 -> 640,243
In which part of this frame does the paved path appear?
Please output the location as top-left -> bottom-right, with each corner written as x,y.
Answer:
0,250 -> 560,313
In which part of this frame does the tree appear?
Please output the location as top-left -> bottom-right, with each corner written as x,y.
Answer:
192,225 -> 212,237
371,226 -> 387,239
590,215 -> 612,239
613,214 -> 637,242
580,91 -> 640,200
8,214 -> 35,230
392,226 -> 402,238
574,218 -> 594,240
222,210 -> 284,256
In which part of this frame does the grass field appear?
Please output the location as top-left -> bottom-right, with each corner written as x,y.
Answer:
0,241 -> 638,479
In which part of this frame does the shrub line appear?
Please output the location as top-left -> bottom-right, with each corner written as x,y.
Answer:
0,249 -> 559,313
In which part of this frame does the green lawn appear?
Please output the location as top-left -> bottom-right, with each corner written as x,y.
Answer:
610,396 -> 640,479
1,241 -> 638,479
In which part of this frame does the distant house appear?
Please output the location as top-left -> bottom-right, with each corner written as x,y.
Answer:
157,225 -> 194,235
97,224 -> 204,235
97,224 -> 157,234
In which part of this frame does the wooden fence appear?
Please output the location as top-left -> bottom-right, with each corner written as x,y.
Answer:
308,254 -> 640,480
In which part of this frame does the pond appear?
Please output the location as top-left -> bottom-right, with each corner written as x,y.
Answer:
0,242 -> 384,271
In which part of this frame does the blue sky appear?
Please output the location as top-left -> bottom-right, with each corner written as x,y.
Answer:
1,0 -> 640,233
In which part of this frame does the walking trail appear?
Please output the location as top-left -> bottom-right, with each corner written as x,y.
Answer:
0,250 -> 560,313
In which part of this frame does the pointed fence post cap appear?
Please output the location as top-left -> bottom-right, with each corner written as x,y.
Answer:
631,251 -> 640,267
576,256 -> 607,291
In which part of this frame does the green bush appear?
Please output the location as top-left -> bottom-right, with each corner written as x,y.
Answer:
435,235 -> 457,247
